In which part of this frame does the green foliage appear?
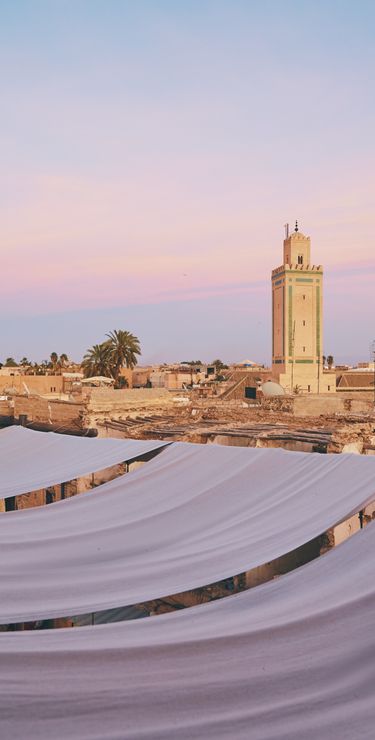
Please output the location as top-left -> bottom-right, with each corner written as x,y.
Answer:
106,329 -> 141,380
211,358 -> 229,371
82,343 -> 113,379
82,329 -> 141,386
48,352 -> 69,374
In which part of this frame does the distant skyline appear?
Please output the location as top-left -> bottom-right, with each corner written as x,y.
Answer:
1,1 -> 374,364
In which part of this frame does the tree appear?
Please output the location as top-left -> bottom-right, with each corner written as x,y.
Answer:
5,357 -> 17,367
211,359 -> 229,372
50,352 -> 58,373
82,330 -> 141,384
19,357 -> 30,367
105,329 -> 141,383
56,353 -> 69,375
327,355 -> 334,369
48,352 -> 69,375
82,343 -> 113,379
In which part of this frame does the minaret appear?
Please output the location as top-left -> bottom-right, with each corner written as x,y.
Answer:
271,222 -> 334,394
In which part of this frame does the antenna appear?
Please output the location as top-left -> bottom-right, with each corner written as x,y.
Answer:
284,223 -> 289,239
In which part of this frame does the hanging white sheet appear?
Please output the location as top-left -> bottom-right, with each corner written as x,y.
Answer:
0,521 -> 374,739
0,425 -> 168,498
1,441 -> 375,622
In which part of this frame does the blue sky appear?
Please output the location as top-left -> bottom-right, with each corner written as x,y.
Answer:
0,0 -> 374,364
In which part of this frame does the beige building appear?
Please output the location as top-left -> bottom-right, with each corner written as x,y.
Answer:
272,222 -> 335,394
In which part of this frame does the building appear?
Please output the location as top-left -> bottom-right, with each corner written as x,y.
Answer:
271,222 -> 335,394
150,364 -> 216,391
337,370 -> 375,394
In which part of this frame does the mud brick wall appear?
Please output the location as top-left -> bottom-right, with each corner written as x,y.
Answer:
13,395 -> 85,430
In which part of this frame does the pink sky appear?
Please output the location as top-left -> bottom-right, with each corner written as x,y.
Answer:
0,2 -> 374,363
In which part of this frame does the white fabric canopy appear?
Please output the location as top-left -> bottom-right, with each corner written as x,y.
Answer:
0,426 -> 167,498
0,522 -> 375,739
1,442 -> 375,622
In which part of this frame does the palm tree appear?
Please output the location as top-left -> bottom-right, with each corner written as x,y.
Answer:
82,343 -> 113,379
105,329 -> 141,384
55,353 -> 69,375
19,357 -> 30,367
50,352 -> 58,371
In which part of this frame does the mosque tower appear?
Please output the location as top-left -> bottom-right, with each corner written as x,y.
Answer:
271,221 -> 335,394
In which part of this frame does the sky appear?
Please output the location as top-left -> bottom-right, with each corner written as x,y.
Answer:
0,0 -> 374,365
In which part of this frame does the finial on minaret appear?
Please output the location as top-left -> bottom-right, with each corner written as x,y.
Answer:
295,220 -> 299,232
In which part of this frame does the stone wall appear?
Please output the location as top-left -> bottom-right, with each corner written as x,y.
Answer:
261,393 -> 373,417
82,388 -> 170,402
82,387 -> 173,427
13,395 -> 84,430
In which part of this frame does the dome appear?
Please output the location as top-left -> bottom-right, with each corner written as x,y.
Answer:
261,380 -> 286,397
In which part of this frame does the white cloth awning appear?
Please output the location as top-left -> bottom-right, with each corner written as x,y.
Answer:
1,442 -> 375,623
0,426 -> 168,499
0,521 -> 375,739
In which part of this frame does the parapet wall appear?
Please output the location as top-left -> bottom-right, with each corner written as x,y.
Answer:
1,388 -> 174,433
262,393 -> 373,417
82,387 -> 173,426
82,388 -> 170,402
13,395 -> 84,429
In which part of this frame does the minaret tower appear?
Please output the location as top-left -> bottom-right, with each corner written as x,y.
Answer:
271,222 -> 334,394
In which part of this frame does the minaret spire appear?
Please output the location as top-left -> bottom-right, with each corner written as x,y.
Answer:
294,220 -> 299,233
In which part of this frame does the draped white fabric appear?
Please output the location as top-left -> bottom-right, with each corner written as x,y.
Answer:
0,426 -> 167,498
0,522 -> 374,739
1,442 -> 375,623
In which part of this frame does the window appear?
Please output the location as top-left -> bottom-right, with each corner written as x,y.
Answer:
50,386 -> 56,392
303,346 -> 306,352
303,295 -> 306,300
308,385 -> 311,392
298,255 -> 303,265
46,489 -> 54,505
328,385 -> 331,391
303,320 -> 306,326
